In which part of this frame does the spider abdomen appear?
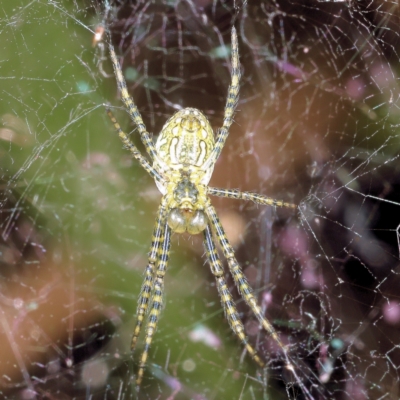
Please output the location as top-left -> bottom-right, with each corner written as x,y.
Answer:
155,108 -> 215,170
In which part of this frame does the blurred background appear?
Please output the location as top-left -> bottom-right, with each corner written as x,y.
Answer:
1,1 -> 400,399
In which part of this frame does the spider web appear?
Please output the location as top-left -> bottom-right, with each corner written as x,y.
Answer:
1,0 -> 400,399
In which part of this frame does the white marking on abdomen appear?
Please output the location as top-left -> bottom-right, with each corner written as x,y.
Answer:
196,140 -> 207,166
169,137 -> 178,164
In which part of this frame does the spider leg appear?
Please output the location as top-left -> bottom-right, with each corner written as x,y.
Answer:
203,224 -> 264,367
136,218 -> 172,388
205,202 -> 322,396
131,200 -> 167,351
202,27 -> 241,171
205,202 -> 287,353
108,43 -> 158,161
106,109 -> 165,184
208,187 -> 297,209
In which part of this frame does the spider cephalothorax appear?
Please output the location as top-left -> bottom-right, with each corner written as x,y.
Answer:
165,171 -> 208,234
107,26 -> 298,390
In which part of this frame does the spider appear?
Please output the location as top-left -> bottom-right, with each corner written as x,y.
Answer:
106,27 -> 297,388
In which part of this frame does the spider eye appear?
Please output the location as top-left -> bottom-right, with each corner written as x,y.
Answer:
187,210 -> 207,234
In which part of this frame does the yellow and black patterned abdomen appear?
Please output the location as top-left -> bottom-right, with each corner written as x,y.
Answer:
155,108 -> 215,169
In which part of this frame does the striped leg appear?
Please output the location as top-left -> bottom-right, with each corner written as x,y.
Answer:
208,187 -> 297,209
106,109 -> 165,184
136,219 -> 172,388
131,200 -> 167,351
203,27 -> 241,171
108,43 -> 158,161
206,203 -> 315,399
203,225 -> 264,367
205,202 -> 287,353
